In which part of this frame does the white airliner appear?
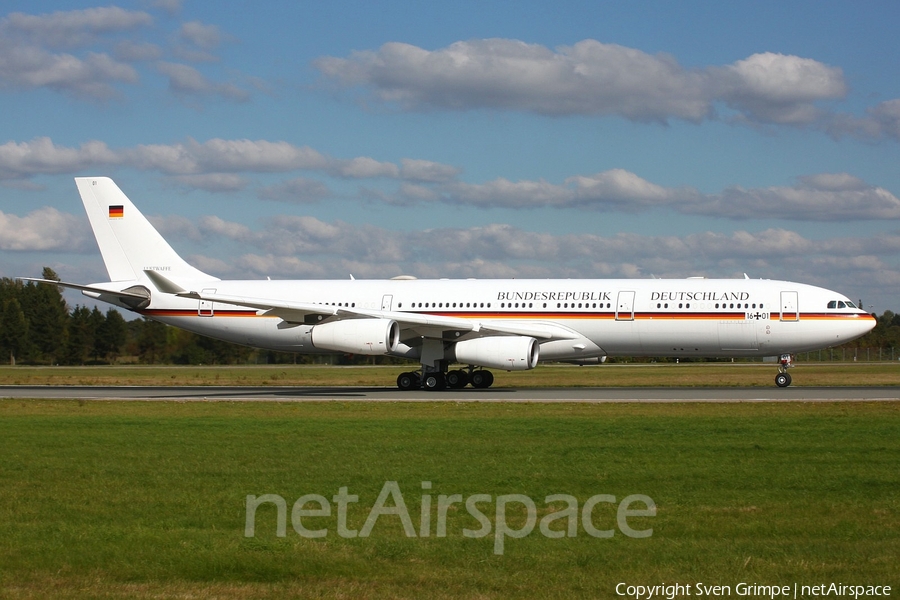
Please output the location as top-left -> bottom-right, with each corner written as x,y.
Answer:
23,177 -> 875,389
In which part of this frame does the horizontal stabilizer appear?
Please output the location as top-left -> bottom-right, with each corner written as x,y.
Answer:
17,277 -> 151,309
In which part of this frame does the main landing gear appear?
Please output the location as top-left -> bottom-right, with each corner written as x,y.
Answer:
775,354 -> 793,388
396,367 -> 494,391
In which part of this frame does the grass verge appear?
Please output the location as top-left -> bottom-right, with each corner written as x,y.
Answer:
2,362 -> 900,387
0,400 -> 898,598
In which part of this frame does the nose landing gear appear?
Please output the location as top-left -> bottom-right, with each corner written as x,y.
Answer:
775,354 -> 793,387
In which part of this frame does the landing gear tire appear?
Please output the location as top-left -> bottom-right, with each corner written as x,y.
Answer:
423,372 -> 446,391
397,372 -> 419,391
775,372 -> 792,388
446,369 -> 469,389
470,370 -> 494,389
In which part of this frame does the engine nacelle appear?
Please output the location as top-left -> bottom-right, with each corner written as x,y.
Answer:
452,336 -> 539,371
311,319 -> 400,355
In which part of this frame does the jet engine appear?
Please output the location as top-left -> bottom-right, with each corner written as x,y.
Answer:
311,318 -> 400,355
452,336 -> 539,371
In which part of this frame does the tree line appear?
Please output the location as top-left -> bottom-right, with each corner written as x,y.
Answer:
2,268 -> 899,365
0,268 -> 276,366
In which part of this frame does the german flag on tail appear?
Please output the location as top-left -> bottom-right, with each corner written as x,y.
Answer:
108,205 -> 124,219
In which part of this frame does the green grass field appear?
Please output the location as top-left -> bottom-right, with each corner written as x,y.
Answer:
1,400 -> 898,599
2,361 -> 900,387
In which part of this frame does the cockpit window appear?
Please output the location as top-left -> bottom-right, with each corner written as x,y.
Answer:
828,300 -> 857,309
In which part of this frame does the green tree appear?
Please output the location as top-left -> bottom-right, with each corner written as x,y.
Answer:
95,308 -> 128,362
62,305 -> 95,365
137,318 -> 168,363
0,297 -> 29,365
13,269 -> 68,364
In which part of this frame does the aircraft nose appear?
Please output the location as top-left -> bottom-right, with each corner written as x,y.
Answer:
856,313 -> 877,336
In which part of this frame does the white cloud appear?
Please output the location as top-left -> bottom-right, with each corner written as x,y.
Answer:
173,173 -> 247,192
330,156 -> 399,179
125,138 -> 329,174
869,99 -> 900,140
2,136 -> 896,222
178,21 -> 223,51
167,214 -> 900,299
258,178 -> 331,203
400,158 -> 461,183
148,215 -> 203,242
113,40 -> 162,62
0,6 -> 254,104
798,173 -> 868,192
156,62 -> 249,102
568,169 -> 675,208
701,178 -> 900,220
150,0 -> 183,16
444,177 -> 569,208
315,39 -> 848,127
431,169 -> 900,221
1,7 -> 153,48
0,207 -> 88,251
15,203 -> 900,303
0,39 -> 138,99
198,215 -> 254,242
719,53 -> 846,124
0,137 -> 119,179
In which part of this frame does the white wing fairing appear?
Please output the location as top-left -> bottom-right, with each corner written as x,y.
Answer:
19,177 -> 877,389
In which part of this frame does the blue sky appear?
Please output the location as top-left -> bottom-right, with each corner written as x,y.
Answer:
2,0 -> 900,312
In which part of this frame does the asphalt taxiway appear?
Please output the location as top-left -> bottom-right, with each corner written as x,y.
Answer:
2,385 -> 899,402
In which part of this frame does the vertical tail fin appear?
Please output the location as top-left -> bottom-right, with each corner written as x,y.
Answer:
76,177 -> 215,283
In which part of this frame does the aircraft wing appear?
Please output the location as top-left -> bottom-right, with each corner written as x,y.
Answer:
17,277 -> 151,306
175,289 -> 576,341
145,270 -> 577,341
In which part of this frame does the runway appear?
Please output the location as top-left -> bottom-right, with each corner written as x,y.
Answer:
2,385 -> 899,402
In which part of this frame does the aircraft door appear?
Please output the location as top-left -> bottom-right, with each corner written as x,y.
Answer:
198,288 -> 216,317
381,295 -> 393,311
616,291 -> 635,321
780,291 -> 799,322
